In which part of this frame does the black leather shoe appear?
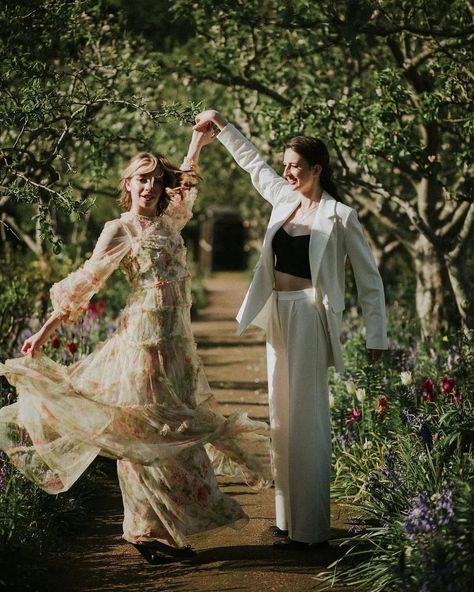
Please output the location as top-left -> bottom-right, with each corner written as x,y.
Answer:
146,540 -> 197,558
271,526 -> 289,537
131,542 -> 175,564
273,538 -> 329,551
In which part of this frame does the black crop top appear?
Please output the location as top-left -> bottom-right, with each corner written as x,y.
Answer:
272,226 -> 312,280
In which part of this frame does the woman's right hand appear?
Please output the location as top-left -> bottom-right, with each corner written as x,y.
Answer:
21,331 -> 48,357
194,110 -> 228,132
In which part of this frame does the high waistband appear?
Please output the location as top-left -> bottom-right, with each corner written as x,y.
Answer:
274,287 -> 314,301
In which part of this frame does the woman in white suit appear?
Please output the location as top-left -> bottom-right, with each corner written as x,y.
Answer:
194,110 -> 388,550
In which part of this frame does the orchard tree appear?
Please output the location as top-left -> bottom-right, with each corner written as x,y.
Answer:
0,0 -> 195,260
168,0 -> 473,335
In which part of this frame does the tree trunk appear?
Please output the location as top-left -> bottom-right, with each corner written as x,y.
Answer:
446,252 -> 473,332
413,235 -> 445,337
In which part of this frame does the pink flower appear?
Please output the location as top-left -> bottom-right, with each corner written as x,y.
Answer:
67,341 -> 78,354
377,395 -> 389,416
422,378 -> 435,401
441,377 -> 456,395
51,335 -> 60,348
346,407 -> 362,424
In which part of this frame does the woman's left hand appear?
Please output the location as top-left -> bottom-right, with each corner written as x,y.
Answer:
367,349 -> 384,364
192,125 -> 216,148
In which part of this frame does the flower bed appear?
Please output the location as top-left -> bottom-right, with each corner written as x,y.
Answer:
322,321 -> 473,592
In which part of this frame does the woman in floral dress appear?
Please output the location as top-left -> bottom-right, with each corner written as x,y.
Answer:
0,127 -> 270,563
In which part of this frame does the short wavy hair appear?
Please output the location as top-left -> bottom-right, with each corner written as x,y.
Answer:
119,152 -> 191,216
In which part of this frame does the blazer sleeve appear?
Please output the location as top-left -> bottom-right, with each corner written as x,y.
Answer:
217,123 -> 292,206
344,210 -> 388,350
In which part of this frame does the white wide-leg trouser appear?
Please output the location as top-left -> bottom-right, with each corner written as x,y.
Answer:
266,288 -> 331,544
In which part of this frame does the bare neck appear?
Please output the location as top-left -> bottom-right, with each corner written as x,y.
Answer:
299,181 -> 323,206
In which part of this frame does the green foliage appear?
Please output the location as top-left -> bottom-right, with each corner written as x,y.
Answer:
0,0 -> 197,253
165,0 -> 474,332
0,259 -> 40,359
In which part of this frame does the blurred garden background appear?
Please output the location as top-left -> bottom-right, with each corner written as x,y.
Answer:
0,1 -> 473,590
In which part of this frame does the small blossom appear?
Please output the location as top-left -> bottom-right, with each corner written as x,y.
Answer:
400,371 -> 413,386
88,299 -> 106,317
441,377 -> 456,395
346,407 -> 362,424
160,424 -> 170,436
328,392 -> 335,409
67,341 -> 78,354
377,395 -> 389,416
345,380 -> 356,395
355,388 -> 366,403
51,335 -> 60,348
442,335 -> 449,342
422,378 -> 436,401
176,421 -> 188,433
362,439 -> 373,450
427,154 -> 437,163
348,524 -> 363,535
327,99 -> 336,107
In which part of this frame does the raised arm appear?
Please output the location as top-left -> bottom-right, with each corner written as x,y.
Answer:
22,219 -> 131,357
194,110 -> 292,206
165,127 -> 215,232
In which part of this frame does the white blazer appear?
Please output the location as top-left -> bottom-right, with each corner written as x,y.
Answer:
217,124 -> 388,372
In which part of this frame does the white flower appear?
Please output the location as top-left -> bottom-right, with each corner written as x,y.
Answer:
327,99 -> 336,108
362,439 -> 373,450
355,388 -> 366,403
400,371 -> 413,386
346,380 -> 356,395
329,392 -> 335,409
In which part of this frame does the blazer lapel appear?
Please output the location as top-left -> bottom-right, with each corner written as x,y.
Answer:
309,193 -> 336,286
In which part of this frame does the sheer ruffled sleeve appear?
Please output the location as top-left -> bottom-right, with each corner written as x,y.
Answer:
50,219 -> 131,323
164,158 -> 199,232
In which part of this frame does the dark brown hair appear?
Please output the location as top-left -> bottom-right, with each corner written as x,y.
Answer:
285,137 -> 341,201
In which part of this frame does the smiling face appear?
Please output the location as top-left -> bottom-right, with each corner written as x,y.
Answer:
283,148 -> 321,194
125,168 -> 164,216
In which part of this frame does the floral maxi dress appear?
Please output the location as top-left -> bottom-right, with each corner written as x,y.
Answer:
0,179 -> 271,546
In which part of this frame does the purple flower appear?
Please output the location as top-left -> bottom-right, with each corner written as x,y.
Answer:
384,449 -> 396,470
348,524 -> 363,535
402,407 -> 413,422
403,488 -> 454,541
